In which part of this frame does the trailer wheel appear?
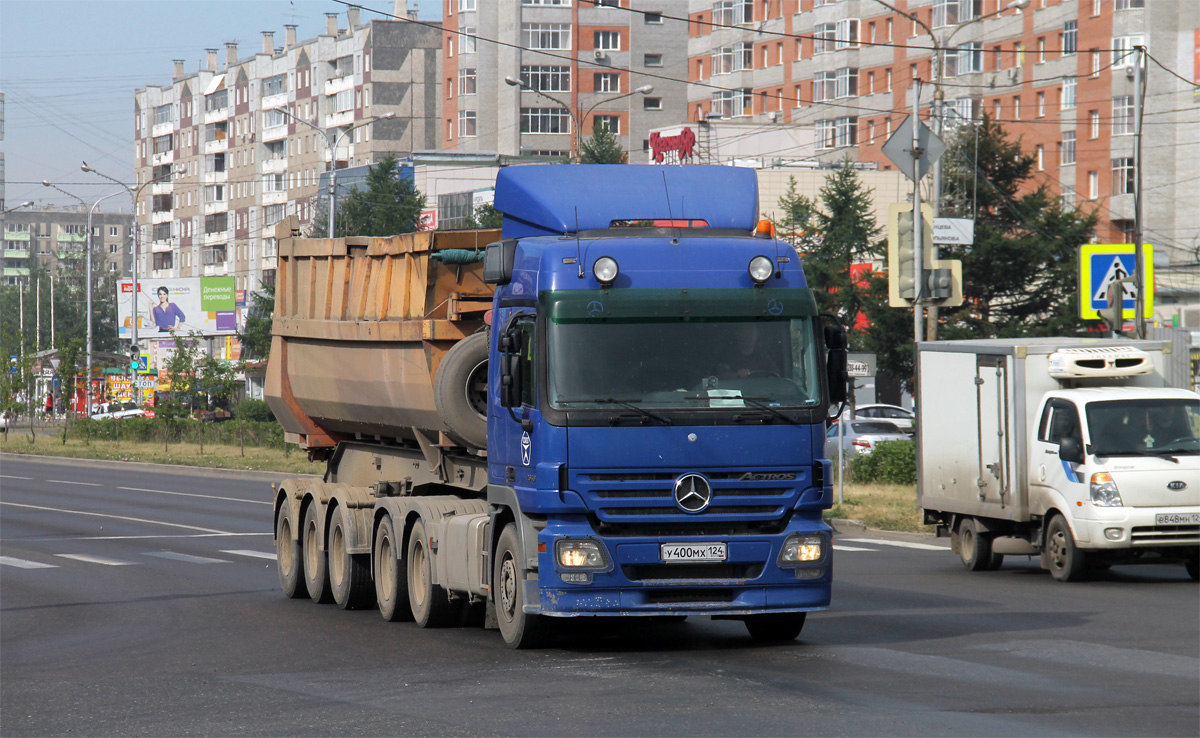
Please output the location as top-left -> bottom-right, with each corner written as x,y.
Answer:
494,524 -> 547,649
744,613 -> 806,642
433,332 -> 489,449
302,503 -> 333,603
1045,515 -> 1087,582
275,505 -> 306,599
407,519 -> 455,627
374,515 -> 413,622
958,518 -> 1002,572
329,506 -> 374,610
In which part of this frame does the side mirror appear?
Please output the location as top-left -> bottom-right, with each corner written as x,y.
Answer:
497,316 -> 524,409
1059,436 -> 1085,465
823,322 -> 848,405
483,239 -> 518,285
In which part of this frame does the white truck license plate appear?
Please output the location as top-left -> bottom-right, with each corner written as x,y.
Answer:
1156,512 -> 1200,526
661,543 -> 727,562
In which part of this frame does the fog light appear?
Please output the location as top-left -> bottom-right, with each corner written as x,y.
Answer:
556,538 -> 610,571
561,572 -> 591,584
592,256 -> 619,285
796,567 -> 825,580
1104,527 -> 1124,541
779,534 -> 825,566
748,255 -> 774,284
1090,472 -> 1124,507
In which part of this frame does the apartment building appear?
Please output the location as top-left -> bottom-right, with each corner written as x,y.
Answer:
687,0 -> 1199,269
3,208 -> 133,286
132,3 -> 440,294
442,0 -> 689,159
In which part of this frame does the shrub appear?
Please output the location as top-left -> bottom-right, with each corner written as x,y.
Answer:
235,399 -> 276,422
848,440 -> 916,485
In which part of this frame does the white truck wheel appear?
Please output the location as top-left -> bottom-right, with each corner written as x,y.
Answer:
1045,515 -> 1088,582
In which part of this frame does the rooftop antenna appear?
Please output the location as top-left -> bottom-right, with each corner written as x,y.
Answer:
574,206 -> 584,278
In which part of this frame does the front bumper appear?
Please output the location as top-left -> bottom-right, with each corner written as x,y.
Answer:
1074,504 -> 1200,550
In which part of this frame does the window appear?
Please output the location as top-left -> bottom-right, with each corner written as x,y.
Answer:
1013,96 -> 1021,119
459,68 -> 477,95
263,74 -> 287,96
944,98 -> 974,129
1090,109 -> 1100,138
594,31 -> 620,51
645,12 -> 663,24
1061,131 -> 1076,165
1113,35 -> 1143,69
462,28 -> 477,54
523,23 -> 571,50
263,173 -> 285,193
592,115 -> 619,134
595,72 -> 619,93
204,213 -> 227,234
932,0 -> 982,28
458,110 -> 477,137
1088,171 -> 1099,199
1062,78 -> 1076,110
643,97 -> 662,110
205,89 -> 228,112
836,19 -> 859,49
710,88 -> 752,118
460,0 -> 477,10
518,66 -> 570,94
1038,400 -> 1081,445
1115,0 -> 1144,9
521,107 -> 571,133
264,108 -> 288,128
1112,96 -> 1134,135
1062,21 -> 1077,55
333,88 -> 353,113
153,104 -> 172,126
152,134 -> 173,154
836,67 -> 858,98
814,72 -> 836,102
813,24 -> 836,54
1090,49 -> 1100,77
1112,158 -> 1134,195
152,222 -> 171,242
109,226 -> 119,237
153,252 -> 174,271
886,68 -> 892,91
994,99 -> 1002,119
945,42 -> 983,76
644,53 -> 663,67
1036,144 -> 1044,170
712,0 -> 753,26
1037,91 -> 1045,117
202,245 -> 227,266
816,117 -> 857,149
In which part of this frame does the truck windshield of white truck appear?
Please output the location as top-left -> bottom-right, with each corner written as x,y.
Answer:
1086,398 -> 1200,457
545,288 -> 822,411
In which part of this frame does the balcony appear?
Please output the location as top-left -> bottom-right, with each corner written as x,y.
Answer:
324,74 -> 356,96
57,233 -> 87,244
204,106 -> 230,125
3,232 -> 30,242
4,267 -> 30,277
151,121 -> 175,139
262,92 -> 288,110
203,137 -> 229,154
152,181 -> 174,196
324,109 -> 353,128
203,170 -> 228,185
262,124 -> 288,143
261,157 -> 287,174
151,150 -> 175,166
4,248 -> 30,259
151,210 -> 173,224
262,190 -> 288,206
202,200 -> 229,215
151,239 -> 173,253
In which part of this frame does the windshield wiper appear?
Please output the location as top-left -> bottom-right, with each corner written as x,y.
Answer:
682,394 -> 799,425
1094,449 -> 1180,464
591,398 -> 671,425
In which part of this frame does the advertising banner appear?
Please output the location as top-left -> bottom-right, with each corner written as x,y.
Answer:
117,277 -> 238,339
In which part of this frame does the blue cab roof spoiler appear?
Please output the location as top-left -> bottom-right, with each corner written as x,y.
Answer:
493,164 -> 760,239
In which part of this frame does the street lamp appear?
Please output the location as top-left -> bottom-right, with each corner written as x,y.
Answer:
275,108 -> 396,237
42,180 -> 125,415
2,201 -> 35,215
81,161 -> 179,401
504,76 -> 654,161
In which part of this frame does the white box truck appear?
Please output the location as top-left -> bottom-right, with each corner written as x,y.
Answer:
917,338 -> 1199,582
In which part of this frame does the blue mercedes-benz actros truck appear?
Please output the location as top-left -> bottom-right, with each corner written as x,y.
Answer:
267,164 -> 848,648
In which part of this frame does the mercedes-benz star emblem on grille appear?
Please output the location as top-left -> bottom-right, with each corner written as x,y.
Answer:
674,474 -> 713,513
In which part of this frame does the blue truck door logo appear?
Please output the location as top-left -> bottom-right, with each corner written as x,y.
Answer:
587,301 -> 605,317
520,431 -> 532,466
767,299 -> 784,316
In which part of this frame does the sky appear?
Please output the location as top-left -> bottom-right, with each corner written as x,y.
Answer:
1,0 -> 441,212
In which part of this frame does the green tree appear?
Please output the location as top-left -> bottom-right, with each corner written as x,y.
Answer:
334,154 -> 426,237
464,202 -> 504,229
159,334 -> 201,420
55,338 -> 83,444
238,283 -> 275,361
775,176 -> 821,255
196,353 -> 241,411
579,122 -> 627,164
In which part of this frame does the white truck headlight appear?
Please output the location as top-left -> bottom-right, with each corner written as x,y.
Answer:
1090,472 -> 1124,507
555,539 -> 610,570
778,534 -> 825,566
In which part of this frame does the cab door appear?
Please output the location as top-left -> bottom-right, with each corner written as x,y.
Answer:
1030,398 -> 1087,516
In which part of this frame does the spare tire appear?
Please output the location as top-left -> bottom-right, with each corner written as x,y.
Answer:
433,332 -> 489,449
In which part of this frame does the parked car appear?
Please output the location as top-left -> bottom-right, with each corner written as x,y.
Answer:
854,403 -> 916,434
826,420 -> 912,456
90,402 -> 146,420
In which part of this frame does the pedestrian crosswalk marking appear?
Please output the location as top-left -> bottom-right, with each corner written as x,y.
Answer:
840,538 -> 945,551
145,551 -> 229,564
832,545 -> 878,552
0,556 -> 58,569
222,549 -> 277,560
55,553 -> 135,566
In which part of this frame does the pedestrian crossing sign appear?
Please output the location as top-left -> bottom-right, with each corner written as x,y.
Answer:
1078,244 -> 1153,321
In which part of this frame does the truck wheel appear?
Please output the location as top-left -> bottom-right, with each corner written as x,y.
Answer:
1045,515 -> 1088,582
275,505 -> 305,599
329,506 -> 374,610
958,518 -> 1001,572
374,515 -> 413,622
744,613 -> 806,642
494,524 -> 547,649
433,332 -> 489,449
1186,557 -> 1199,582
407,519 -> 455,627
302,503 -> 333,603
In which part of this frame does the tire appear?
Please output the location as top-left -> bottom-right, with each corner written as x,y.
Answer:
744,613 -> 807,642
958,518 -> 1000,572
329,506 -> 374,610
433,332 -> 489,449
1045,515 -> 1088,582
1186,557 -> 1199,582
302,503 -> 333,603
494,524 -> 547,649
275,504 -> 306,599
374,515 -> 413,622
407,519 -> 455,627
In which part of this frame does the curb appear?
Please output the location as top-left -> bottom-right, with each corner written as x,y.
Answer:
0,451 -> 321,483
827,517 -> 943,543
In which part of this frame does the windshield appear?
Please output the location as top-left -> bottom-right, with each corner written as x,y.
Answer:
1086,398 -> 1200,456
545,288 -> 822,410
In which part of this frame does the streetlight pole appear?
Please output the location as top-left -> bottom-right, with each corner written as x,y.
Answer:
276,108 -> 395,237
2,201 -> 35,215
504,76 -> 653,162
81,162 -> 179,403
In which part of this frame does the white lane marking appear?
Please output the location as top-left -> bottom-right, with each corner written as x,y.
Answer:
0,475 -> 34,480
0,501 -> 229,535
10,532 -> 271,542
118,487 -> 271,506
222,549 -> 277,560
832,545 -> 878,552
840,537 -> 946,551
47,480 -> 101,487
55,553 -> 135,566
145,551 -> 229,565
0,556 -> 58,569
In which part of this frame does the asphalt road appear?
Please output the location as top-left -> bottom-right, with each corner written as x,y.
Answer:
2,454 -> 1197,737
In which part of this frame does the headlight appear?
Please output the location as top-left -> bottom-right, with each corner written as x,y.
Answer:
778,533 -> 826,567
748,255 -> 774,284
555,539 -> 611,571
1090,472 -> 1124,507
592,256 -> 619,285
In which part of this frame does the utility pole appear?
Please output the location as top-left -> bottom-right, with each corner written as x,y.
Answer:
911,79 -> 925,345
1133,45 -> 1146,339
36,276 -> 41,352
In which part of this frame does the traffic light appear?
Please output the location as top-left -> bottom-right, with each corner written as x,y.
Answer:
1098,280 -> 1127,333
887,203 -> 933,307
129,343 -> 140,371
